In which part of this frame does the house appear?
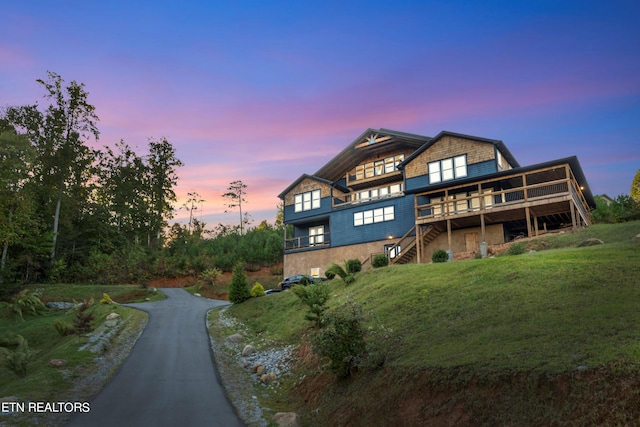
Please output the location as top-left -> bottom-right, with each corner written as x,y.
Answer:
278,128 -> 595,278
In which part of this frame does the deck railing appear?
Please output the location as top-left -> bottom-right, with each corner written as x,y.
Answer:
414,165 -> 589,224
284,232 -> 331,251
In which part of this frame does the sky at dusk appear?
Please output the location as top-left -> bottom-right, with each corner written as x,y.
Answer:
2,1 -> 639,228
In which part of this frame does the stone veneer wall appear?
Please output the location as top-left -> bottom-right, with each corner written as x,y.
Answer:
283,223 -> 505,277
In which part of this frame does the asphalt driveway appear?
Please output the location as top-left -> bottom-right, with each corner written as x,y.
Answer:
66,288 -> 244,427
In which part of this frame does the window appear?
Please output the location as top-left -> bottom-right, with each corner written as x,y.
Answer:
294,189 -> 321,212
309,225 -> 324,246
349,183 -> 403,203
429,155 -> 468,183
352,154 -> 404,182
354,206 -> 395,227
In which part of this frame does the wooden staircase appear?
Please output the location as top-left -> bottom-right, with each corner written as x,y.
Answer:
390,224 -> 444,265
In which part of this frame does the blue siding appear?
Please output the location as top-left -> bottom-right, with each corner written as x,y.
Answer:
331,196 -> 415,247
284,196 -> 332,222
468,160 -> 497,178
405,159 -> 497,192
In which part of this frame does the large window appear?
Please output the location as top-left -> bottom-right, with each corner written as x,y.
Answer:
354,206 -> 395,226
294,189 -> 321,212
429,155 -> 467,183
354,154 -> 404,181
349,183 -> 402,203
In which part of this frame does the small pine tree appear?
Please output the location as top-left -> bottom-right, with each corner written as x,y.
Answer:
631,169 -> 640,201
228,262 -> 251,304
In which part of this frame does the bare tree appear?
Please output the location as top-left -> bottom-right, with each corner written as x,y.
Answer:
222,180 -> 248,234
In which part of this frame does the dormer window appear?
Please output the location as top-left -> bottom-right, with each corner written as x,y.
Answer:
294,189 -> 321,212
429,155 -> 467,184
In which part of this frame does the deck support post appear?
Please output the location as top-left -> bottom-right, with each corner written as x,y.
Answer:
525,207 -> 532,238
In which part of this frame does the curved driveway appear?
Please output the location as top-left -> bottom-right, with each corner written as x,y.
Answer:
66,288 -> 244,427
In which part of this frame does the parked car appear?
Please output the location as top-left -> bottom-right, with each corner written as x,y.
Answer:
279,274 -> 322,290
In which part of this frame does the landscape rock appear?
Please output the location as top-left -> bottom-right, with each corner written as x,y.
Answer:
273,412 -> 302,427
49,359 -> 68,368
632,233 -> 640,243
106,313 -> 120,320
242,344 -> 255,356
576,238 -> 604,247
260,372 -> 277,383
46,301 -> 76,310
226,333 -> 244,343
105,320 -> 118,327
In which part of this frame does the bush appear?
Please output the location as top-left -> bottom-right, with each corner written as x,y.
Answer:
507,242 -> 526,256
312,302 -> 366,378
100,293 -> 114,304
199,267 -> 222,287
293,283 -> 330,327
325,271 -> 336,280
73,300 -> 95,336
432,249 -> 448,263
11,289 -> 47,321
372,254 -> 389,268
5,335 -> 33,377
250,282 -> 266,298
345,259 -> 362,274
298,276 -> 313,286
53,319 -> 74,337
228,262 -> 251,304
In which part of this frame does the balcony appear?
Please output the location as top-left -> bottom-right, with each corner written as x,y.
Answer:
285,232 -> 331,251
414,163 -> 591,232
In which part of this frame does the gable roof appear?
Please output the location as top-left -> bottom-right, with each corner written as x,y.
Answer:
277,174 -> 334,199
313,128 -> 430,182
398,130 -> 520,169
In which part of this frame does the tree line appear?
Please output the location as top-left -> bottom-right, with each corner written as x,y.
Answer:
0,71 -> 283,295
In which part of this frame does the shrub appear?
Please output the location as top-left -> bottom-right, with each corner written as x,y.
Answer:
298,276 -> 313,286
5,335 -> 33,377
228,262 -> 251,304
199,267 -> 222,287
345,259 -> 362,274
372,254 -> 389,268
293,283 -> 330,327
507,242 -> 526,256
432,249 -> 449,263
250,282 -> 266,298
53,319 -> 74,337
100,293 -> 114,304
73,300 -> 95,336
11,289 -> 47,321
312,302 -> 366,378
326,260 -> 358,284
325,271 -> 336,280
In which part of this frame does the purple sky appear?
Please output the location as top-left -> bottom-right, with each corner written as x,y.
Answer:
2,1 -> 639,228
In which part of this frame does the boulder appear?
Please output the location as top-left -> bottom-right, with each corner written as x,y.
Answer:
106,313 -> 120,320
260,372 -> 277,383
226,333 -> 244,343
49,359 -> 68,368
273,412 -> 302,427
256,365 -> 266,376
105,320 -> 118,327
632,233 -> 640,243
576,238 -> 604,247
241,344 -> 255,356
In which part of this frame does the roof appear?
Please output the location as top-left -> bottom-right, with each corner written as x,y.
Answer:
313,128 -> 430,182
398,130 -> 520,169
277,174 -> 334,199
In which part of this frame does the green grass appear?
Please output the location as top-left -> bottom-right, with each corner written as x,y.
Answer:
215,221 -> 640,424
0,284 -> 152,426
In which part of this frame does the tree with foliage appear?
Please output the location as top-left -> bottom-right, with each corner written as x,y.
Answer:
228,262 -> 251,304
145,138 -> 183,248
0,123 -> 36,281
5,71 -> 99,265
632,169 -> 640,201
222,180 -> 248,235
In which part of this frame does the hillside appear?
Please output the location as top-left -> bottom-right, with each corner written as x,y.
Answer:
210,221 -> 640,426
